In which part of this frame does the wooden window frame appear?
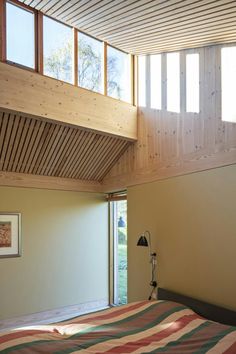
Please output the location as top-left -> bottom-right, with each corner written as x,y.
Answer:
77,29 -> 105,94
107,43 -> 133,104
0,0 -> 135,105
4,0 -> 38,71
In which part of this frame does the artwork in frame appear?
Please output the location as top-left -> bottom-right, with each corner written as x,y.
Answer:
0,213 -> 21,258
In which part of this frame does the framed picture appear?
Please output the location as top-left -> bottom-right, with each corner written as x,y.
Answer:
0,213 -> 21,258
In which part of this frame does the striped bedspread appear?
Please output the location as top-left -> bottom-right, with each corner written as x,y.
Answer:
1,300 -> 236,353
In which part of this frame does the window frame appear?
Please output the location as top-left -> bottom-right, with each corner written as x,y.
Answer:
0,0 -> 135,105
108,192 -> 127,306
42,14 -> 74,84
77,29 -> 104,94
4,0 -> 38,71
107,43 -> 132,103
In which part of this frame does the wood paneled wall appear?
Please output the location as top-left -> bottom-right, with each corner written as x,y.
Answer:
102,44 -> 236,191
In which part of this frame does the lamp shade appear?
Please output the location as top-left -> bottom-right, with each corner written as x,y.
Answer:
137,235 -> 148,247
118,216 -> 126,228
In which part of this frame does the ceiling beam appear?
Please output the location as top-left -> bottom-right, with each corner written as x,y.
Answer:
0,171 -> 103,193
0,62 -> 137,141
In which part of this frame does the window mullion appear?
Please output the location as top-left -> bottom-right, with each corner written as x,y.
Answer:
74,28 -> 78,86
0,0 -> 6,62
104,42 -> 107,96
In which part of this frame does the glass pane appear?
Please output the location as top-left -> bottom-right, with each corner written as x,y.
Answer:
78,32 -> 103,94
6,2 -> 35,68
186,53 -> 199,113
221,47 -> 236,122
138,56 -> 146,107
167,52 -> 180,113
150,54 -> 162,109
113,200 -> 127,305
43,16 -> 73,84
107,46 -> 130,102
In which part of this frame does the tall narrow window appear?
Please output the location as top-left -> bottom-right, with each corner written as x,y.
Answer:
167,52 -> 180,113
78,32 -> 103,94
6,2 -> 35,69
138,56 -> 146,107
150,55 -> 162,109
221,47 -> 236,122
186,53 -> 199,113
110,199 -> 127,305
43,16 -> 73,84
107,46 -> 131,102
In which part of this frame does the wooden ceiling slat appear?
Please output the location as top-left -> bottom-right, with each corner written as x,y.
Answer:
41,126 -> 73,176
81,136 -> 114,180
51,129 -> 83,176
28,122 -> 51,174
0,112 -> 9,159
70,0 -> 140,27
30,0 -> 51,9
2,114 -> 20,171
33,123 -> 58,174
96,140 -> 129,181
49,0 -> 97,19
112,17 -> 236,46
6,116 -> 23,171
21,0 -> 34,5
59,130 -> 91,177
56,0 -> 114,24
88,0 -> 232,35
119,26 -> 236,50
107,9 -> 236,42
45,0 -> 75,16
11,117 -> 31,172
127,32 -> 236,54
24,120 -> 46,173
0,112 -> 129,181
77,135 -> 109,179
35,124 -> 62,175
0,113 -> 13,171
94,139 -> 125,180
19,0 -> 236,55
15,118 -> 37,172
70,133 -> 103,178
37,0 -> 61,12
21,119 -> 42,173
78,0 -> 185,30
85,136 -> 119,180
68,132 -> 98,178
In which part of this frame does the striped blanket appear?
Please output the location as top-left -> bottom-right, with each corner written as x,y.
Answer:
0,300 -> 236,353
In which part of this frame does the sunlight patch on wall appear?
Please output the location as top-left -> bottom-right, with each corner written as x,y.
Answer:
138,56 -> 146,107
167,52 -> 180,113
186,53 -> 199,113
150,55 -> 162,110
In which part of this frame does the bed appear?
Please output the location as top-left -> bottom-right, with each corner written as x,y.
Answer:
0,288 -> 236,353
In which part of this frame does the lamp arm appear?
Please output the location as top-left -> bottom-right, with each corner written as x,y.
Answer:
144,230 -> 156,257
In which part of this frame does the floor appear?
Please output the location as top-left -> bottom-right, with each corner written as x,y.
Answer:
0,299 -> 109,332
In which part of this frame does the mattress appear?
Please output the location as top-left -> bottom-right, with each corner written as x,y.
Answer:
1,300 -> 236,353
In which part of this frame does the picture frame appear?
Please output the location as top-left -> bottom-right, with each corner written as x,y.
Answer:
0,213 -> 21,258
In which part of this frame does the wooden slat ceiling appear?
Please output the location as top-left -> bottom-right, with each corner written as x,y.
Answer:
0,112 -> 131,181
19,0 -> 236,54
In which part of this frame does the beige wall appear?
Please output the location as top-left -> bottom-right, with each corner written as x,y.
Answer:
128,164 -> 236,311
0,187 -> 108,320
